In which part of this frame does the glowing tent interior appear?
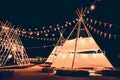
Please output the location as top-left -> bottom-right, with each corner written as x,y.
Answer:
45,29 -> 65,64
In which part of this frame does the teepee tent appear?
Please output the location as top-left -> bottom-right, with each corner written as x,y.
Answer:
0,22 -> 30,67
51,8 -> 114,70
51,37 -> 113,70
45,29 -> 65,64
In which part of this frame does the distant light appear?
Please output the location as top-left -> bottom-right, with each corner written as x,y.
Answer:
90,5 -> 95,11
87,11 -> 90,14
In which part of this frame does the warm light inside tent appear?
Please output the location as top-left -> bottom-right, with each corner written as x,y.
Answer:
69,53 -> 74,57
92,54 -> 97,58
81,54 -> 88,58
80,38 -> 85,44
89,38 -> 94,43
70,39 -> 74,43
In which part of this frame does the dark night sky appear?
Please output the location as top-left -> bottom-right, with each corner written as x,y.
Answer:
0,0 -> 120,66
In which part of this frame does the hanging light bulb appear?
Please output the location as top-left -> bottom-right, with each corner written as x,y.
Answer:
90,5 -> 95,11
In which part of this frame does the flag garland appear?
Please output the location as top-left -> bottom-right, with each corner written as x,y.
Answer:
87,23 -> 120,39
19,19 -> 77,37
85,17 -> 113,28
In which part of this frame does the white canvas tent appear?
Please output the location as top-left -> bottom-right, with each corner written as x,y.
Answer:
50,8 -> 114,70
51,37 -> 114,70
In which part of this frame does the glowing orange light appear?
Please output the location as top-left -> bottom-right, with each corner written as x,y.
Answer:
8,54 -> 12,59
90,5 -> 95,11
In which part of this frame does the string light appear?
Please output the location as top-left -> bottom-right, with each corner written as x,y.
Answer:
90,5 -> 95,11
25,44 -> 56,49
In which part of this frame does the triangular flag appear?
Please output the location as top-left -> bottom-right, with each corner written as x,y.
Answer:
104,33 -> 107,38
61,26 -> 64,28
109,24 -> 112,28
65,24 -> 67,27
104,23 -> 107,27
109,34 -> 112,39
100,31 -> 103,36
44,30 -> 46,33
94,28 -> 97,33
73,20 -> 75,23
94,20 -> 97,24
50,26 -> 52,28
97,30 -> 99,34
91,27 -> 93,31
90,19 -> 93,23
69,22 -> 71,25
54,28 -> 56,31
86,18 -> 89,21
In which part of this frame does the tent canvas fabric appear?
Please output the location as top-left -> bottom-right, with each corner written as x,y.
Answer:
59,37 -> 100,52
45,46 -> 61,63
51,37 -> 114,70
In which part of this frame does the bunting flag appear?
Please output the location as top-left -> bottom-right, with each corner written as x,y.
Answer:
85,18 -> 113,28
97,30 -> 99,34
42,27 -> 45,29
57,24 -> 59,27
94,20 -> 97,24
29,29 -> 31,31
104,33 -> 107,38
109,24 -> 112,28
69,22 -> 71,25
65,24 -> 68,27
109,34 -> 112,39
47,30 -> 50,32
19,19 -> 77,37
86,18 -> 89,21
87,23 -> 120,39
49,26 -> 52,28
90,19 -> 93,23
104,22 -> 107,27
94,28 -> 97,33
73,20 -> 75,23
100,31 -> 103,36
61,26 -> 64,28
90,27 -> 93,31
